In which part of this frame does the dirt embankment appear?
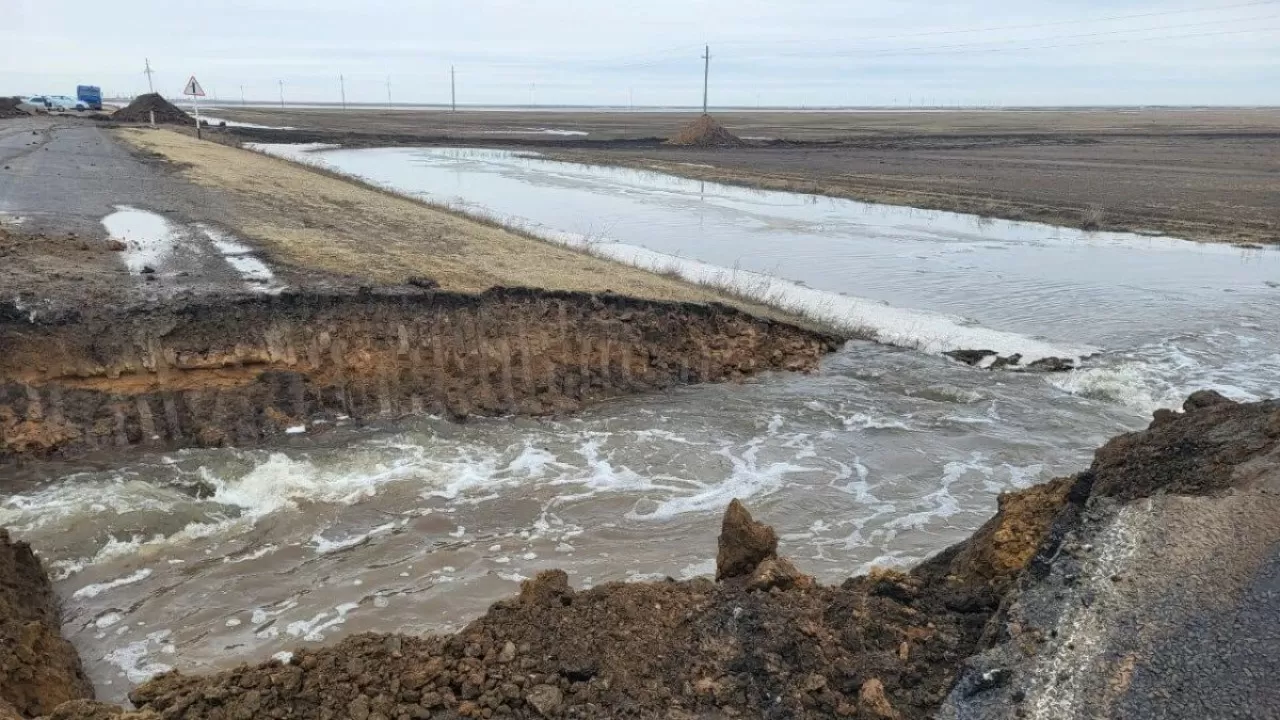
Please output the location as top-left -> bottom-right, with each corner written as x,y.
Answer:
0,531 -> 94,719
0,288 -> 837,461
110,95 -> 192,125
8,390 -> 1272,720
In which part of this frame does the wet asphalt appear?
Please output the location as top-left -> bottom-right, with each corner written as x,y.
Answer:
0,116 -> 274,301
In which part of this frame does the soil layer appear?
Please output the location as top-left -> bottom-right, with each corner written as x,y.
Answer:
0,531 -> 94,718
0,288 -> 837,462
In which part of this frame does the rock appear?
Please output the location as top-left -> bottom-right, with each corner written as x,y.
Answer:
858,678 -> 899,719
746,557 -> 812,592
1026,356 -> 1075,372
944,349 -> 997,367
406,276 -> 439,290
1151,408 -> 1179,427
525,684 -> 563,717
497,641 -> 516,664
716,499 -> 778,581
518,571 -> 572,606
1183,389 -> 1233,412
140,265 -> 156,274
988,353 -> 1023,370
348,695 -> 371,720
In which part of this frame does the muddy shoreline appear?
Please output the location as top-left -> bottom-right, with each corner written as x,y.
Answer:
196,107 -> 1280,246
2,392 -> 1276,719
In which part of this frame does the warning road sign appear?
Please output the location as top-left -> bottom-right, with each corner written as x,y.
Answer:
183,76 -> 206,97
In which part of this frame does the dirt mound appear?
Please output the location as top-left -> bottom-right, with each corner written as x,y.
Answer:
1088,389 -> 1280,500
0,98 -> 28,119
111,94 -> 192,124
1,530 -> 94,718
666,114 -> 742,147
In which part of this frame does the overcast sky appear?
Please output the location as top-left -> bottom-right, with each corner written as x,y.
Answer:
4,0 -> 1278,106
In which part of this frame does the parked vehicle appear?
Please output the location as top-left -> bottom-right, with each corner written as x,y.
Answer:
21,96 -> 50,112
46,95 -> 88,111
77,85 -> 103,111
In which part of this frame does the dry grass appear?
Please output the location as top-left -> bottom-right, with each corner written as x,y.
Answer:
112,129 -> 779,312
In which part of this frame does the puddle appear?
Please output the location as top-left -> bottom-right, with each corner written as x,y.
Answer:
101,205 -> 179,274
200,226 -> 285,293
201,116 -> 296,131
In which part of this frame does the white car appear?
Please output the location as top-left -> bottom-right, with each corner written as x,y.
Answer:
46,95 -> 88,111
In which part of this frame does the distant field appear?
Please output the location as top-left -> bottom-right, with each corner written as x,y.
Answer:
205,106 -> 1280,245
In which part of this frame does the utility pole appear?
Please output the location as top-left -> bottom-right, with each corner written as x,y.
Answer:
278,80 -> 285,109
451,66 -> 456,112
701,45 -> 710,114
340,74 -> 346,110
143,58 -> 155,94
386,76 -> 392,111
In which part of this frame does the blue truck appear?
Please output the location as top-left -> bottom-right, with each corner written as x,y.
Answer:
76,85 -> 102,111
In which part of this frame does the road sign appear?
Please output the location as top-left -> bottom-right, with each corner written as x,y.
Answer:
183,76 -> 206,97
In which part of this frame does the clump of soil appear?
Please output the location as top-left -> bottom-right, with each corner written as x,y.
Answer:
0,98 -> 28,119
0,530 -> 94,718
111,94 -> 192,125
666,114 -> 742,147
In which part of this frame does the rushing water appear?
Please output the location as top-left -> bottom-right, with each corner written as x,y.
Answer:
4,146 -> 1278,700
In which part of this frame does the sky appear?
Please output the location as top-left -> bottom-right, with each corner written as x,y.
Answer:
3,0 -> 1278,106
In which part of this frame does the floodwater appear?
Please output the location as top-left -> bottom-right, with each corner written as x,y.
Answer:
5,147 -> 1279,700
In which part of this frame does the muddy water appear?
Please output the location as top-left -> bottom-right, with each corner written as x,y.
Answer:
5,147 -> 1280,701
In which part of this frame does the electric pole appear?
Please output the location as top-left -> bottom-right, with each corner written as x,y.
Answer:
143,58 -> 155,94
451,66 -> 456,112
701,45 -> 710,114
279,80 -> 285,109
340,74 -> 346,110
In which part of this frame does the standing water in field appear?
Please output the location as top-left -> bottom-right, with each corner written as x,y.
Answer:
4,145 -> 1278,700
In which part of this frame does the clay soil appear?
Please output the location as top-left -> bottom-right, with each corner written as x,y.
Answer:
206,107 -> 1280,245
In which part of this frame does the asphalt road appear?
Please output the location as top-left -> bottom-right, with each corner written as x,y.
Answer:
0,116 -> 278,309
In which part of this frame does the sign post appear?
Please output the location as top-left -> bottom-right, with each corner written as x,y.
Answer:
183,75 -> 206,139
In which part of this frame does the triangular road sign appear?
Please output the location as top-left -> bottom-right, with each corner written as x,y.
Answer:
183,76 -> 206,97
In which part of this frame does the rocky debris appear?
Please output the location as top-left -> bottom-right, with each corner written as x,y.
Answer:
110,94 -> 192,125
665,114 -> 743,147
0,98 -> 28,119
943,349 -> 1074,372
1,530 -> 94,718
715,498 -> 778,580
943,349 -> 996,366
1088,391 -> 1279,501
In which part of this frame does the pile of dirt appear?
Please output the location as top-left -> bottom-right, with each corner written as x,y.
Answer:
110,94 -> 192,124
665,114 -> 743,147
1,531 -> 94,718
0,98 -> 28,119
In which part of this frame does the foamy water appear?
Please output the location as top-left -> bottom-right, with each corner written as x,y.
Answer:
6,145 -> 1278,701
